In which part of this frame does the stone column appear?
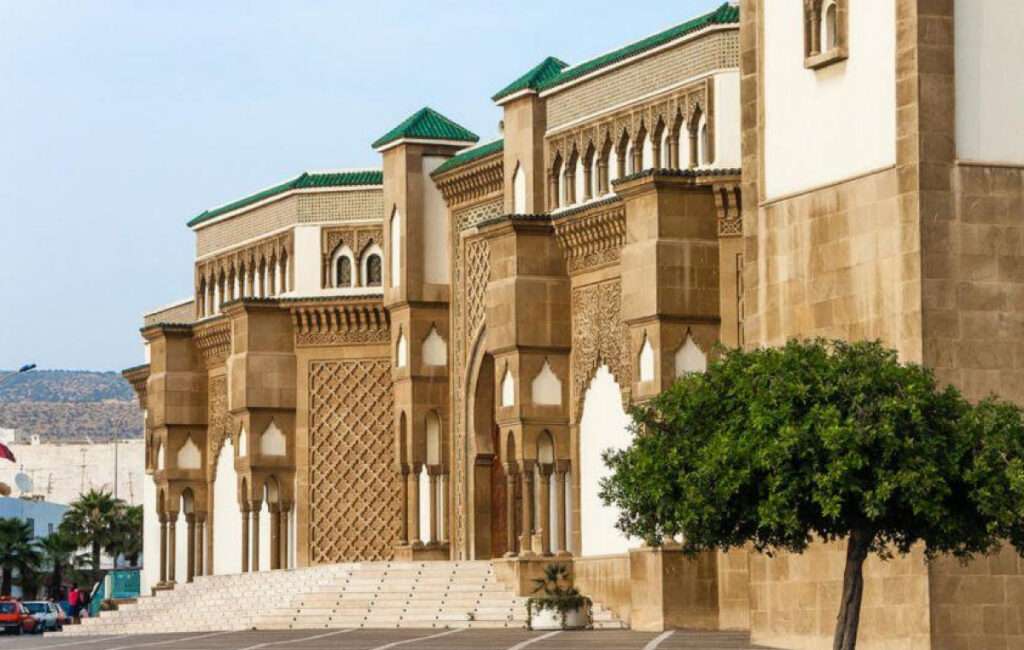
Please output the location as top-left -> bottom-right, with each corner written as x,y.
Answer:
597,160 -> 609,195
548,172 -> 558,210
537,465 -> 552,556
504,464 -> 517,557
158,514 -> 168,584
186,513 -> 195,583
632,141 -> 643,173
617,150 -> 627,179
427,467 -> 439,545
269,503 -> 281,570
519,462 -> 535,557
241,503 -> 250,573
689,128 -> 699,169
652,139 -> 662,170
195,514 -> 206,577
279,504 -> 290,569
668,137 -> 680,170
408,464 -> 421,546
582,162 -> 593,201
398,466 -> 409,545
250,504 -> 261,572
563,170 -> 574,205
168,515 -> 177,583
810,5 -> 821,55
555,462 -> 568,555
440,473 -> 449,544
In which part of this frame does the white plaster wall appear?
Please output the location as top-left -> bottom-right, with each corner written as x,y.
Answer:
955,1 -> 1024,165
0,440 -> 144,506
259,501 -> 270,570
174,508 -> 187,584
142,474 -> 159,592
213,440 -> 242,575
763,0 -> 896,198
422,156 -> 450,285
292,226 -> 321,294
579,365 -> 635,556
713,71 -> 741,168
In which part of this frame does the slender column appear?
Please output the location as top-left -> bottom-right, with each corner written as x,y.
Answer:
250,503 -> 261,572
168,515 -> 177,583
582,163 -> 593,201
668,137 -> 680,169
810,5 -> 822,55
226,273 -> 235,302
195,514 -> 206,576
597,160 -> 609,195
241,504 -> 250,572
689,128 -> 699,169
548,173 -> 558,210
185,513 -> 196,583
519,462 -> 535,557
159,514 -> 168,584
440,473 -> 449,544
408,465 -> 421,546
651,139 -> 662,170
555,463 -> 568,555
268,260 -> 277,295
269,504 -> 281,570
398,466 -> 409,545
563,171 -> 574,205
617,150 -> 627,179
427,468 -> 439,545
537,465 -> 552,556
207,283 -> 215,316
632,141 -> 643,173
504,464 -> 517,557
279,505 -> 290,569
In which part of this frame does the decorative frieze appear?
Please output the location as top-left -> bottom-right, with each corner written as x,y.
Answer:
194,320 -> 231,368
553,198 -> 625,273
290,299 -> 390,347
571,279 -> 631,419
434,155 -> 503,208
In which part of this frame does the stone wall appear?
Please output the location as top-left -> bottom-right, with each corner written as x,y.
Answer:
574,554 -> 632,625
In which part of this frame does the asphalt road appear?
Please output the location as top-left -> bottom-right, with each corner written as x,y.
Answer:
0,629 -> 773,650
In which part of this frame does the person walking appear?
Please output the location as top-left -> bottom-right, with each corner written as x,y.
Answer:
67,583 -> 79,622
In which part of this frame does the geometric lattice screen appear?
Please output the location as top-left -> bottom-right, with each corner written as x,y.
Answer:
309,359 -> 399,563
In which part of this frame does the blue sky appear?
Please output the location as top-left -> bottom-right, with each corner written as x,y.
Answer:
0,0 -> 722,371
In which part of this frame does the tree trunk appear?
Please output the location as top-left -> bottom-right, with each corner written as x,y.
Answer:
50,563 -> 63,600
833,528 -> 873,650
1,568 -> 10,596
92,542 -> 101,572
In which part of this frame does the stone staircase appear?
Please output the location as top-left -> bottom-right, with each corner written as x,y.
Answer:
60,561 -> 624,635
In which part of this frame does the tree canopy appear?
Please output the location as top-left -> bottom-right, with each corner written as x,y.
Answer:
601,339 -> 1024,650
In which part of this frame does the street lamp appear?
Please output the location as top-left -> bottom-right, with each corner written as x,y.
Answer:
0,364 -> 36,387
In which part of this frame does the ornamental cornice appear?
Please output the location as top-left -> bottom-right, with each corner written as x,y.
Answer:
193,319 -> 232,368
195,230 -> 294,283
121,364 -> 150,408
553,198 -> 626,274
434,155 -> 504,208
290,299 -> 390,347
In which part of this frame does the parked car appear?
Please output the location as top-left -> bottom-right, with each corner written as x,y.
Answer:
24,601 -> 64,632
0,599 -> 37,635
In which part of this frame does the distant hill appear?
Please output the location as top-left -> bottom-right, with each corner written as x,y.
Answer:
0,370 -> 142,442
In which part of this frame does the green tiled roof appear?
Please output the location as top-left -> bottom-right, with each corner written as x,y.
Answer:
432,139 -> 504,176
537,2 -> 739,93
187,170 -> 383,227
492,56 -> 569,102
371,107 -> 479,150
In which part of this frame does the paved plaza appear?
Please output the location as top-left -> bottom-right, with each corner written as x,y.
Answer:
0,629 -> 772,650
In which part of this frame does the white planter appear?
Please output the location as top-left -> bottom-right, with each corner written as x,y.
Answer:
529,604 -> 589,630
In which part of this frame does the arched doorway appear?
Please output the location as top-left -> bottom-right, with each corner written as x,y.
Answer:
467,339 -> 502,559
579,365 -> 634,556
212,438 -> 241,575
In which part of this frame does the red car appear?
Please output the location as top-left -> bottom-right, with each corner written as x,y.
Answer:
0,599 -> 37,635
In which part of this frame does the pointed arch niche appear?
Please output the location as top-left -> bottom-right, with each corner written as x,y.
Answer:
674,334 -> 707,377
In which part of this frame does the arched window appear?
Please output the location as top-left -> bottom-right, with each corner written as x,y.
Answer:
336,256 -> 352,287
512,162 -> 526,213
366,254 -> 382,287
389,209 -> 401,288
824,1 -> 838,50
700,119 -> 711,166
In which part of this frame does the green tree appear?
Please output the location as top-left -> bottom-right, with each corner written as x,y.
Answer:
60,489 -> 123,573
0,518 -> 42,596
38,531 -> 76,600
601,339 -> 1024,650
106,504 -> 143,568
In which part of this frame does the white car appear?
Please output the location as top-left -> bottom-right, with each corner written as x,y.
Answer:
23,602 -> 63,633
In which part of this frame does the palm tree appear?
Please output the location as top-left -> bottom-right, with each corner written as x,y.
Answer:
60,489 -> 122,573
0,518 -> 41,596
38,532 -> 76,600
105,505 -> 143,568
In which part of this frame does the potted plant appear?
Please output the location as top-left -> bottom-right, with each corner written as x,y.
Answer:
525,563 -> 591,630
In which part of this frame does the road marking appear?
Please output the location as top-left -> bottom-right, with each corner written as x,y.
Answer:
367,627 -> 464,650
507,630 -> 561,650
235,628 -> 356,650
102,630 -> 236,650
642,629 -> 675,650
25,635 -> 121,649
